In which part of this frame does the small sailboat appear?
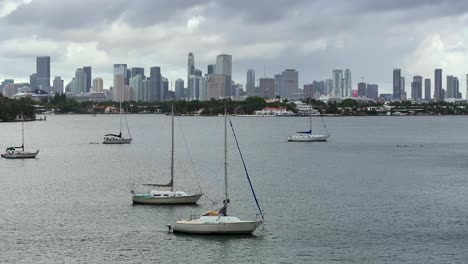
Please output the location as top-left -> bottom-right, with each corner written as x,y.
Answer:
103,87 -> 132,144
1,113 -> 39,159
170,110 -> 264,234
131,104 -> 202,204
288,101 -> 330,142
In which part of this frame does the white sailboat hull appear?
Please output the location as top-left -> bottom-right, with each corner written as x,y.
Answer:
102,138 -> 132,144
1,150 -> 39,159
288,134 -> 330,142
173,216 -> 263,234
132,193 -> 202,204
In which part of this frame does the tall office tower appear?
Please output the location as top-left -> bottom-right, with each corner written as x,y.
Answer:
207,74 -> 227,99
83,66 -> 92,92
400,77 -> 406,101
52,76 -> 64,94
207,64 -> 214,75
187,52 -> 195,91
113,64 -> 127,101
344,69 -> 352,97
131,67 -> 145,78
411,76 -> 423,101
446,75 -> 460,99
424,79 -> 431,100
73,68 -> 86,95
200,76 -> 208,101
393,68 -> 401,101
259,78 -> 275,98
150,66 -> 161,101
274,74 -> 282,97
161,77 -> 169,101
215,54 -> 232,97
130,74 -> 144,101
332,70 -> 343,97
125,69 -> 131,85
281,69 -> 299,99
142,78 -> 152,102
325,79 -> 334,96
246,69 -> 256,96
366,84 -> 379,100
175,79 -> 185,100
93,77 -> 103,92
29,73 -> 37,90
466,74 -> 468,99
36,56 -> 50,90
357,82 -> 366,97
434,69 -> 442,100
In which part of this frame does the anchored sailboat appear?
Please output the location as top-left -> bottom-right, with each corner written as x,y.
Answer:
103,85 -> 132,144
131,104 -> 202,204
170,110 -> 264,234
288,101 -> 330,142
1,113 -> 39,159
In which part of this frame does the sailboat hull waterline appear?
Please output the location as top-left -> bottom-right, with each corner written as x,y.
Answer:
132,193 -> 202,204
172,216 -> 263,234
102,137 -> 132,144
1,150 -> 39,159
287,134 -> 330,142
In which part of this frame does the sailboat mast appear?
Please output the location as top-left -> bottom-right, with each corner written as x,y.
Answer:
21,112 -> 24,150
224,108 -> 229,203
119,84 -> 123,135
170,104 -> 175,192
309,99 -> 312,132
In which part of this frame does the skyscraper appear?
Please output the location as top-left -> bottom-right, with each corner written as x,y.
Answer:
393,69 -> 401,101
161,77 -> 169,101
344,69 -> 352,97
466,74 -> 468,100
36,56 -> 50,90
246,69 -> 256,96
281,69 -> 299,99
131,67 -> 145,78
29,73 -> 37,90
400,77 -> 406,101
150,66 -> 161,101
207,74 -> 227,100
366,84 -> 379,100
83,66 -> 92,92
114,64 -> 127,101
332,70 -> 343,97
357,82 -> 366,97
207,64 -> 214,75
73,68 -> 86,95
424,79 -> 431,100
93,77 -> 103,92
175,79 -> 185,100
187,52 -> 195,88
446,75 -> 460,99
274,74 -> 282,97
434,69 -> 442,100
411,76 -> 423,101
259,78 -> 275,98
215,54 -> 232,97
52,76 -> 64,94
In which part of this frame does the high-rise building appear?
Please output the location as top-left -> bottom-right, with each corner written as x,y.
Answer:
114,64 -> 127,101
281,69 -> 299,99
130,74 -> 144,101
411,76 -> 423,101
93,77 -> 103,92
161,77 -> 169,101
175,79 -> 185,100
36,56 -> 50,90
143,78 -> 152,102
150,66 -> 161,101
187,52 -> 195,92
424,79 -> 431,100
52,76 -> 64,94
73,68 -> 86,95
215,54 -> 232,97
446,75 -> 460,99
400,77 -> 406,101
325,79 -> 334,96
274,74 -> 282,97
344,69 -> 352,97
466,74 -> 468,99
366,84 -> 378,100
246,69 -> 256,96
434,69 -> 442,100
332,70 -> 343,97
207,64 -> 214,75
259,78 -> 275,98
83,66 -> 92,92
393,69 -> 401,101
207,74 -> 227,100
29,73 -> 37,90
131,67 -> 145,78
357,82 -> 366,97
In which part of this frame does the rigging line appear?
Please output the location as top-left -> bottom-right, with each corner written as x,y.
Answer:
320,114 -> 330,135
228,118 -> 264,220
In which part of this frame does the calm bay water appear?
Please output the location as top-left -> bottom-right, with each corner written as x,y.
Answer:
1,114 -> 468,263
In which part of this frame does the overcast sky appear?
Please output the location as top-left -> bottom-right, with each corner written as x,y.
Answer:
1,0 -> 468,95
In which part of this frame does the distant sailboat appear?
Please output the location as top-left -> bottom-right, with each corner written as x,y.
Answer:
103,85 -> 132,144
170,110 -> 264,234
1,113 -> 39,159
131,104 -> 202,204
288,101 -> 330,142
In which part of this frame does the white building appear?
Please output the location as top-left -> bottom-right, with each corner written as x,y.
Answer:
254,107 -> 295,116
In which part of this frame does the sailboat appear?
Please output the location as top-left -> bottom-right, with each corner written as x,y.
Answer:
170,110 -> 264,234
1,113 -> 39,159
288,101 -> 330,142
131,104 -> 202,204
103,86 -> 132,144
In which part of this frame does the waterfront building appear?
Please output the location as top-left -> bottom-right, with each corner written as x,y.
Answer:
393,68 -> 401,101
83,66 -> 92,92
357,82 -> 366,97
2,85 -> 16,98
36,56 -> 50,90
274,74 -> 282,98
446,75 -> 460,99
281,69 -> 299,99
207,74 -> 227,99
130,74 -> 144,101
93,77 -> 103,92
150,66 -> 161,101
143,78 -> 152,102
52,76 -> 64,94
366,84 -> 378,101
400,77 -> 406,101
131,67 -> 145,78
215,54 -> 232,98
424,79 -> 431,100
259,78 -> 275,99
344,69 -> 352,97
175,79 -> 184,100
113,64 -> 126,101
246,69 -> 256,96
161,77 -> 169,101
411,76 -> 423,101
333,70 -> 343,97
434,69 -> 442,100
29,73 -> 37,90
72,68 -> 86,95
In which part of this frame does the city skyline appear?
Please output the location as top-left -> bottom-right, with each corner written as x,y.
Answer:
2,1 -> 468,96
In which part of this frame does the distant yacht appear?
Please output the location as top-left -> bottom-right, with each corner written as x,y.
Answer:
1,113 -> 39,159
288,101 -> 330,142
103,84 -> 132,144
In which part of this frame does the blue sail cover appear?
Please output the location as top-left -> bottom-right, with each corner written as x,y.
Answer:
297,129 -> 312,134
